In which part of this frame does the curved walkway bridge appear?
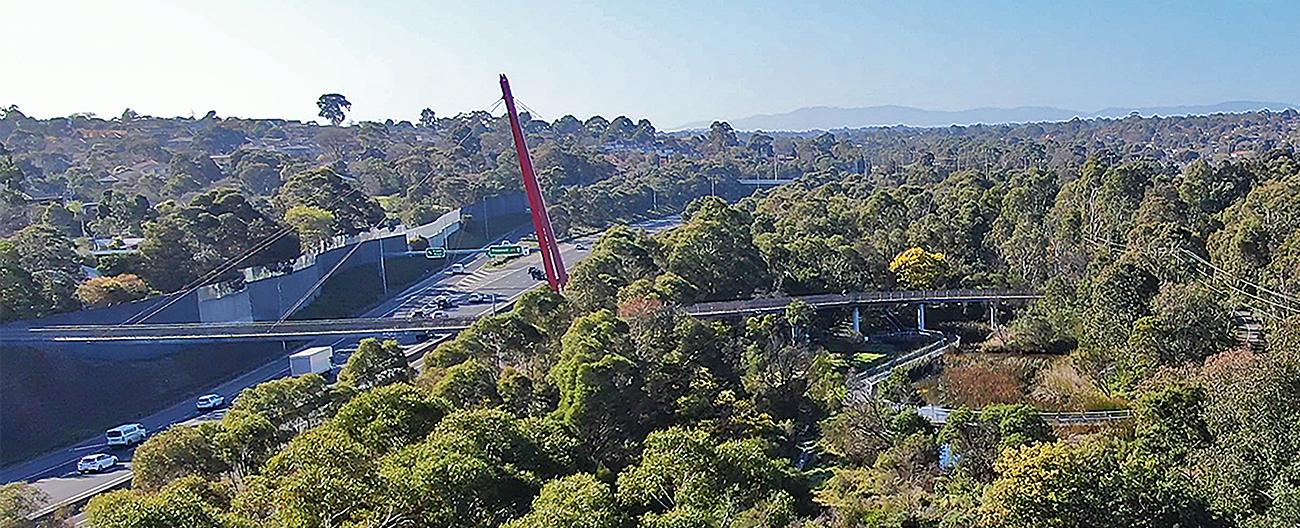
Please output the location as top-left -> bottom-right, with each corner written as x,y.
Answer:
685,289 -> 1040,317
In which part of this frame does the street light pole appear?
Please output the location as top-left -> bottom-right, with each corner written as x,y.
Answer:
378,240 -> 388,297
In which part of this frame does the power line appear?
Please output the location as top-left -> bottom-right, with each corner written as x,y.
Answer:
1081,233 -> 1300,317
124,98 -> 504,325
270,240 -> 366,328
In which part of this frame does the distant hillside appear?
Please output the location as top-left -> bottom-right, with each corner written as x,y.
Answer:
679,100 -> 1299,131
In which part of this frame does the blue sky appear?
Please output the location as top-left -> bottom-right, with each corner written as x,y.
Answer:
4,0 -> 1297,128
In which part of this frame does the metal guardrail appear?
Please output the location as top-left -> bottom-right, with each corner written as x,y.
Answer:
28,471 -> 132,520
5,317 -> 479,342
685,289 -> 1041,318
1036,409 -> 1133,425
10,289 -> 531,343
28,337 -> 449,521
848,330 -> 957,390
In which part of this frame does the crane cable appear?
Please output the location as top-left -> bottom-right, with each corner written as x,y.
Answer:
269,239 -> 367,329
121,98 -> 504,326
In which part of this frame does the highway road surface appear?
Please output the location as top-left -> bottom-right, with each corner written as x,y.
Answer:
3,214 -> 682,521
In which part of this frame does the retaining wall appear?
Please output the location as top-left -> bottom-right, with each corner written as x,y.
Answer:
6,193 -> 528,330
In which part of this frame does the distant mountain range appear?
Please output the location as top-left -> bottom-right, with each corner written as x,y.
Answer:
676,101 -> 1299,132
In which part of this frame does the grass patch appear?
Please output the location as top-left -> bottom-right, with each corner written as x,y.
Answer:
484,250 -> 532,269
917,352 -> 1128,412
374,194 -> 402,212
851,352 -> 886,368
0,342 -> 296,466
292,256 -> 442,320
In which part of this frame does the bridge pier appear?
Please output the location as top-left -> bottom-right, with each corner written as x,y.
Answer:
917,304 -> 927,331
988,299 -> 998,328
852,306 -> 861,334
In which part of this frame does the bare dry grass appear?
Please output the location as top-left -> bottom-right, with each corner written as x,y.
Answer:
921,352 -> 1124,411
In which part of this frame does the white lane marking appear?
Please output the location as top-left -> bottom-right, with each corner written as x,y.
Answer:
70,443 -> 107,452
21,220 -> 674,494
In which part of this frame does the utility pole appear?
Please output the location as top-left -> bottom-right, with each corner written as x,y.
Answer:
378,239 -> 388,297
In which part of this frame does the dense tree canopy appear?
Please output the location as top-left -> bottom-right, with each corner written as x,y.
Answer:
6,104 -> 1300,527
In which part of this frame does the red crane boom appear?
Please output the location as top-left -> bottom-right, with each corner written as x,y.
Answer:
499,74 -> 568,291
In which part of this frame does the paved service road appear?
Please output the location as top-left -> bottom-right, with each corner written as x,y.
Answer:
3,214 -> 681,520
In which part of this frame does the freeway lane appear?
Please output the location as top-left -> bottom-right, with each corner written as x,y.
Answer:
4,214 -> 682,520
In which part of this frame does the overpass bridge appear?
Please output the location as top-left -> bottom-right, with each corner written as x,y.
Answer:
0,317 -> 478,343
3,289 -> 1040,343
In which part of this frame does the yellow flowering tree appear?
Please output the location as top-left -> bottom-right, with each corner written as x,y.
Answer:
888,247 -> 948,289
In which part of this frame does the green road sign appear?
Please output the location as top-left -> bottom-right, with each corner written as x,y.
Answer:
424,247 -> 447,259
487,244 -> 525,257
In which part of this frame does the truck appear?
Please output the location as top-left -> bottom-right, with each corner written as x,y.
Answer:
289,346 -> 333,377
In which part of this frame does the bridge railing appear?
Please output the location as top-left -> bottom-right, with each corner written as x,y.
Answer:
1037,409 -> 1133,424
7,316 -> 483,342
685,289 -> 1041,317
848,331 -> 957,391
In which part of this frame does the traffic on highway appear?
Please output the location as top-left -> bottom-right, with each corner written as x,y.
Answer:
2,214 -> 682,522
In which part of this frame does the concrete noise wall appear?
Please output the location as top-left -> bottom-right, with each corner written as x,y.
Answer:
8,193 -> 528,329
198,233 -> 408,323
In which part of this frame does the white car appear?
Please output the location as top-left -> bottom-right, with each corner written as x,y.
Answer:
575,243 -> 588,251
77,453 -> 118,474
196,394 -> 225,410
106,424 -> 147,446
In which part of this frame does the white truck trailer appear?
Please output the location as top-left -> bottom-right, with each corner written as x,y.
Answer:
289,346 -> 333,377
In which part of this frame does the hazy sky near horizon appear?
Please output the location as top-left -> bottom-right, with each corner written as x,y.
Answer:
5,0 -> 1298,128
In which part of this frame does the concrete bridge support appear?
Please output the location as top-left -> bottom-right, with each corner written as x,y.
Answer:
852,306 -> 861,334
917,303 -> 927,331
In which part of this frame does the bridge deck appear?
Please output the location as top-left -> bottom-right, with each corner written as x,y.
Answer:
4,289 -> 1039,342
1,317 -> 477,342
685,289 -> 1040,317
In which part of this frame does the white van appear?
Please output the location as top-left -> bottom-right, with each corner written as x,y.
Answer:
106,423 -> 147,446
